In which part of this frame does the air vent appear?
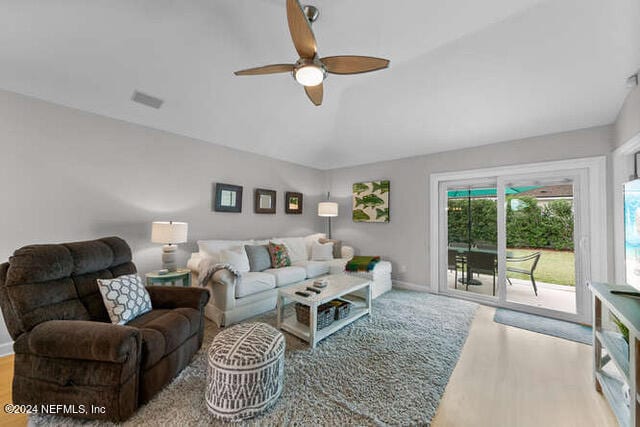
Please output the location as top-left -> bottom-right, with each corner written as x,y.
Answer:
131,90 -> 164,109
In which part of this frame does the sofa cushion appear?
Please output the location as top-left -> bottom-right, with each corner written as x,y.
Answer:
235,272 -> 276,298
128,308 -> 200,369
293,260 -> 330,279
263,266 -> 306,287
272,237 -> 307,263
245,245 -> 271,272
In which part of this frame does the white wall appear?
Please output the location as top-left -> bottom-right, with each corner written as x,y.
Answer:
615,85 -> 640,149
0,89 -> 325,354
327,126 -> 614,288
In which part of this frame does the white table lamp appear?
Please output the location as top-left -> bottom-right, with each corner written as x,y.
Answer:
151,221 -> 188,272
318,200 -> 338,239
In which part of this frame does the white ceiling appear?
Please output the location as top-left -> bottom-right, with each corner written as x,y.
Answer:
0,0 -> 638,169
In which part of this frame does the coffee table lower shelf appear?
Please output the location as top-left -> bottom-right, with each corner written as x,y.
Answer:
280,304 -> 369,347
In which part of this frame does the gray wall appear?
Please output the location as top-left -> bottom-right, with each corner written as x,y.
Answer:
327,125 -> 614,287
0,89 -> 325,353
0,86 -> 624,355
615,85 -> 640,148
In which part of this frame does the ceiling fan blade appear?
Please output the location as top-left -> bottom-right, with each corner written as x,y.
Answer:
321,56 -> 390,75
287,0 -> 317,59
304,84 -> 323,106
234,64 -> 294,76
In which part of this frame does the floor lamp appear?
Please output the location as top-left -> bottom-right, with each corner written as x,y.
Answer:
318,195 -> 338,239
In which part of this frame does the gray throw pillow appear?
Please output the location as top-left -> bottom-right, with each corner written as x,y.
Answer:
320,238 -> 342,259
244,245 -> 271,272
97,274 -> 152,325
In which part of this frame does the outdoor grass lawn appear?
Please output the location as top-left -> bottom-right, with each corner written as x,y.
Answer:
507,248 -> 575,286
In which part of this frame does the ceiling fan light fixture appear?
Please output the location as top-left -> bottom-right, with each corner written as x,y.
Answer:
294,65 -> 325,86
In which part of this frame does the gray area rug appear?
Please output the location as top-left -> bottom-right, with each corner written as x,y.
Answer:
494,308 -> 591,345
31,290 -> 477,426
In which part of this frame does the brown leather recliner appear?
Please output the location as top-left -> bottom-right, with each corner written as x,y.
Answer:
0,237 -> 209,421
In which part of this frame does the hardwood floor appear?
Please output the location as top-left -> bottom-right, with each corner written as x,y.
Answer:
432,305 -> 617,427
0,306 -> 616,426
0,355 -> 26,427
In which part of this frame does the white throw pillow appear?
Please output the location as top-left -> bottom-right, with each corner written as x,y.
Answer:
304,233 -> 327,259
273,237 -> 308,263
197,240 -> 252,263
97,274 -> 152,325
219,248 -> 251,273
311,241 -> 334,261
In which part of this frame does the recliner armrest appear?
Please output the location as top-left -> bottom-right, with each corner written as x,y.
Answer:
147,286 -> 210,311
28,320 -> 140,363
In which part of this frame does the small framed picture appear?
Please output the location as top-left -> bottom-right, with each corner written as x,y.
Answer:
213,183 -> 243,213
635,152 -> 640,178
254,188 -> 276,214
285,192 -> 303,214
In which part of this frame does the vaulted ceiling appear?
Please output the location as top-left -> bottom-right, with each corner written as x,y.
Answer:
0,0 -> 638,169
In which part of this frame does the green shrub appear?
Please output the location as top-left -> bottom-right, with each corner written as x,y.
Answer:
447,196 -> 574,250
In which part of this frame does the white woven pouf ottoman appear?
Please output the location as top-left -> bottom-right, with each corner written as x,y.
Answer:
206,322 -> 285,421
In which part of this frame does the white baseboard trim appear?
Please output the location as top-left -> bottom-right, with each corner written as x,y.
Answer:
0,341 -> 13,357
392,280 -> 433,293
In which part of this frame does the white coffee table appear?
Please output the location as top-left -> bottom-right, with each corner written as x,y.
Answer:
276,274 -> 372,348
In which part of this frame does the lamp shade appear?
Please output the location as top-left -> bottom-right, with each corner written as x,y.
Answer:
151,221 -> 188,244
317,202 -> 338,217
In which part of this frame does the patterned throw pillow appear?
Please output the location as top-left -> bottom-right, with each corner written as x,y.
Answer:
268,242 -> 291,268
97,274 -> 152,325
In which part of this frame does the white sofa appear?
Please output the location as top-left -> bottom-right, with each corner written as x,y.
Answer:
187,233 -> 391,326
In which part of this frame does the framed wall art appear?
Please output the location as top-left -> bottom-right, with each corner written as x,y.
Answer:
213,183 -> 243,213
285,192 -> 303,214
352,180 -> 390,223
254,188 -> 277,214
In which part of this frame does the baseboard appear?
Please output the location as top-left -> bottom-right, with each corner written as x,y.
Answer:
392,280 -> 432,292
0,341 -> 13,357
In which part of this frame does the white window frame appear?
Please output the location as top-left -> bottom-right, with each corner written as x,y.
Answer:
429,156 -> 607,323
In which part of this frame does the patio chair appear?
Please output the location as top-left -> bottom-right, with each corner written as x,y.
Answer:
448,249 -> 465,288
467,251 -> 497,295
506,252 -> 542,296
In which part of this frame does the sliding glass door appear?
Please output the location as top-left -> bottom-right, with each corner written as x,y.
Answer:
503,176 -> 578,315
438,168 -> 588,322
445,181 -> 498,300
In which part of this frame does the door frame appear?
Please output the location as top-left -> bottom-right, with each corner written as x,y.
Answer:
429,156 -> 607,323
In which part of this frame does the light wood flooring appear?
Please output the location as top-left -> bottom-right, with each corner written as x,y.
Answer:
432,305 -> 616,427
0,355 -> 25,427
0,305 -> 616,426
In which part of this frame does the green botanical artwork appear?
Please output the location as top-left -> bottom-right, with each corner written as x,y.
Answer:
353,183 -> 370,195
352,180 -> 390,223
352,209 -> 371,221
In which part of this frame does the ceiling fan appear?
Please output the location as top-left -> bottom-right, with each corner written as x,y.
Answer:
234,0 -> 390,106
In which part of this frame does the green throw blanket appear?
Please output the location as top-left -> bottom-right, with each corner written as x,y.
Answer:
345,256 -> 381,272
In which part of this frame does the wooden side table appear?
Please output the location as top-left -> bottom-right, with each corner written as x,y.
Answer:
145,268 -> 191,287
